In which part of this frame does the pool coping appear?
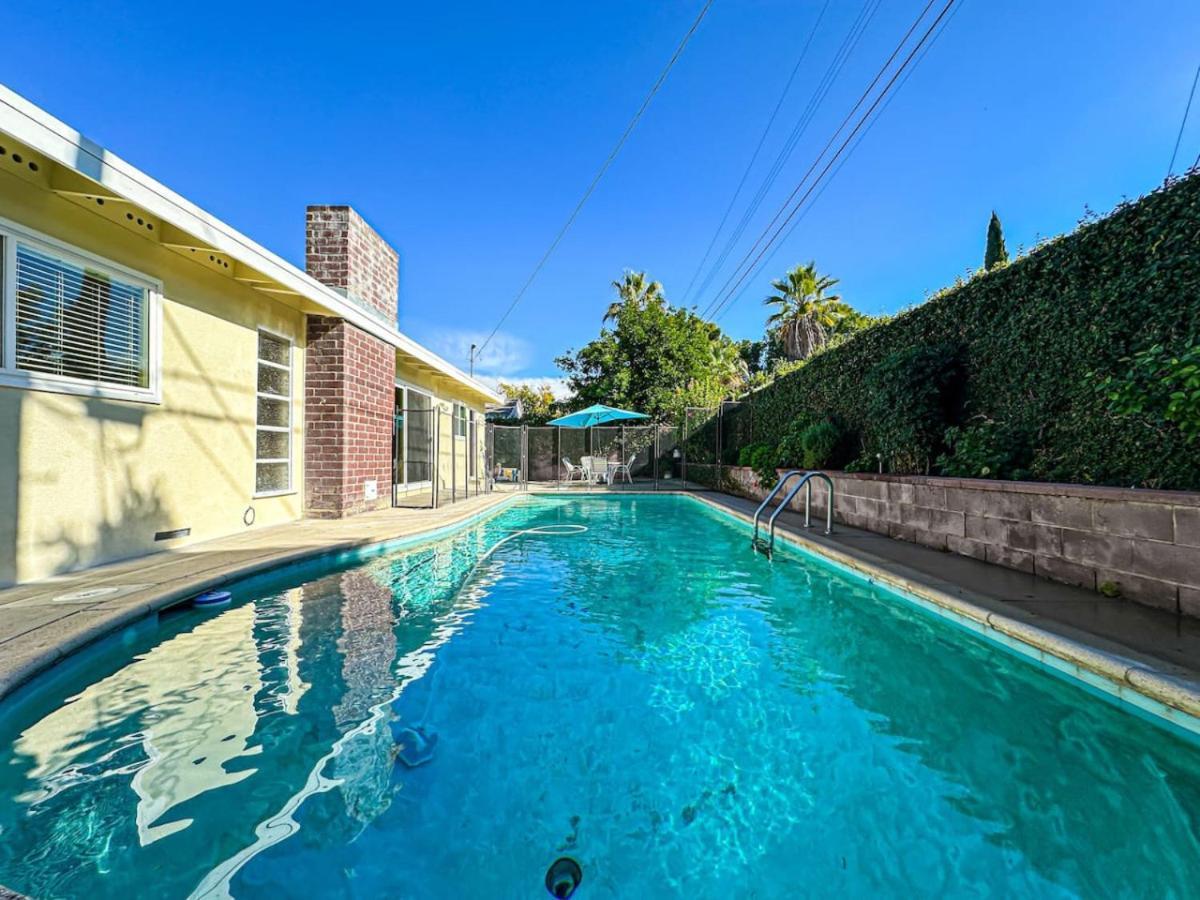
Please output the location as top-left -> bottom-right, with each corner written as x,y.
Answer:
679,491 -> 1200,731
0,494 -> 520,704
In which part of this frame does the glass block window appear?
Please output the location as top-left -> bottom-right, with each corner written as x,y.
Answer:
255,330 -> 291,494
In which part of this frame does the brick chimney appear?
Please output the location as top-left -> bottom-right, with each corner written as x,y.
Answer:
305,205 -> 399,326
303,205 -> 398,518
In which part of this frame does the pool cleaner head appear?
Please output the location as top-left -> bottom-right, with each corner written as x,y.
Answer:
544,857 -> 582,899
192,590 -> 232,608
391,723 -> 438,768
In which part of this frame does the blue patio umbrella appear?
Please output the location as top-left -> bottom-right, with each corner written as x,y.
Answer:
548,404 -> 649,428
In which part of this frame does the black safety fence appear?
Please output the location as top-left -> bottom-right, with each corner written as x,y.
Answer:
395,403 -> 767,505
392,405 -> 486,509
483,421 -> 737,491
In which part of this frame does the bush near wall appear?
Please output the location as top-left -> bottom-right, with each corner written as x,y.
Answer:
728,171 -> 1200,491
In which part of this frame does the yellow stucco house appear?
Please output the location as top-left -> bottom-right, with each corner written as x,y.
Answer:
0,84 -> 499,586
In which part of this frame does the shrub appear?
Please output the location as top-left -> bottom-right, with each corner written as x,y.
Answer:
1098,341 -> 1200,441
859,342 -> 963,473
747,443 -> 779,490
737,442 -> 768,467
774,416 -> 815,469
936,416 -> 1033,480
800,420 -> 843,468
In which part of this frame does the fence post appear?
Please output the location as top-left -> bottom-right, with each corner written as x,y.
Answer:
716,403 -> 723,490
521,425 -> 528,492
681,414 -> 688,488
654,427 -> 659,491
436,408 -> 446,511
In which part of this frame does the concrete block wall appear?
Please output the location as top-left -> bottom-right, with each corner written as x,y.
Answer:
725,468 -> 1200,617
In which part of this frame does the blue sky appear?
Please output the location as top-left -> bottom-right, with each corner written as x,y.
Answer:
2,1 -> 1198,392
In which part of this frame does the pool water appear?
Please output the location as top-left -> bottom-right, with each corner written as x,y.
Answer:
1,495 -> 1199,898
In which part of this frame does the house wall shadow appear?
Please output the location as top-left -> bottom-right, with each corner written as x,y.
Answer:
0,392 -> 20,586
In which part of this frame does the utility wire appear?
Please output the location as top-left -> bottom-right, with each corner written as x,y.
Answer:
715,0 -> 964,321
699,0 -> 932,320
474,0 -> 714,359
679,0 -> 831,307
691,0 -> 882,312
1168,62 -> 1200,177
702,0 -> 954,322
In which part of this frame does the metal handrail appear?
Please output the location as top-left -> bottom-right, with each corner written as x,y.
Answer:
751,470 -> 806,547
766,472 -> 835,553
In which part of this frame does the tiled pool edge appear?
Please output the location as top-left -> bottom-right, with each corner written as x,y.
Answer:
0,494 -> 521,705
683,491 -> 1200,734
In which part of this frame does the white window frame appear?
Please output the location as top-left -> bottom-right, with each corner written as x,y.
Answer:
395,380 -> 433,490
453,402 -> 468,440
0,215 -> 162,404
254,327 -> 294,498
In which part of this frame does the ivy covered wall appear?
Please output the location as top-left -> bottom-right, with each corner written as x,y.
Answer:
727,171 -> 1200,491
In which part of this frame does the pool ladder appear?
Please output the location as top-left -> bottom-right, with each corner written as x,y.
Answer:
751,470 -> 835,558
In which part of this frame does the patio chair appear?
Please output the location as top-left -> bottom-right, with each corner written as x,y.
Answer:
562,457 -> 586,483
609,453 -> 636,484
581,456 -> 605,485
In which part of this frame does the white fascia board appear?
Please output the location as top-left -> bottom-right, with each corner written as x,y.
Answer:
0,83 -> 500,404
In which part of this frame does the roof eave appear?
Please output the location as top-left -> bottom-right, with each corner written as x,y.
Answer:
0,84 -> 501,404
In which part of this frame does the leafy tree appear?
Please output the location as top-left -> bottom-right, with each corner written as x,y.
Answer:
604,270 -> 664,322
558,274 -> 745,422
763,262 -> 844,360
984,211 -> 1009,270
497,381 -> 558,424
735,338 -> 768,376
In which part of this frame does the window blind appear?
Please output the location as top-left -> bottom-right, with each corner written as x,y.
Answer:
14,243 -> 148,389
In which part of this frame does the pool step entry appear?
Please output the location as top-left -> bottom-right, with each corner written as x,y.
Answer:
751,471 -> 835,557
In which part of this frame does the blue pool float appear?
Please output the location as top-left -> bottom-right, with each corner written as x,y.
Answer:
193,590 -> 232,608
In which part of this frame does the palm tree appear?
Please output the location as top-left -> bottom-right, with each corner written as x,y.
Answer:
764,262 -> 843,360
709,337 -> 749,394
604,270 -> 664,322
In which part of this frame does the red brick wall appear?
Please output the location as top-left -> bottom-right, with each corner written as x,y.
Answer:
306,205 -> 400,325
304,316 -> 395,517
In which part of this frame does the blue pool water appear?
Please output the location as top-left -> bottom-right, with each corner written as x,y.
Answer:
1,495 -> 1199,898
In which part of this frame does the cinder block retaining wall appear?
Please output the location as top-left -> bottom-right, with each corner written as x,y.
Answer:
723,468 -> 1200,617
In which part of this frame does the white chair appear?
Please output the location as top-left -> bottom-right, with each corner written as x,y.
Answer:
562,457 -> 586,483
581,456 -> 599,484
609,454 -> 636,484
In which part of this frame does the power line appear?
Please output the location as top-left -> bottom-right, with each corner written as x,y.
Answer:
715,0 -> 964,322
703,0 -> 954,322
474,0 -> 715,359
699,0 -> 934,320
690,0 -> 883,312
1168,62 -> 1200,177
679,0 -> 831,307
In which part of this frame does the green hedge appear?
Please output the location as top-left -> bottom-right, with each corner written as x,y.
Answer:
733,172 -> 1200,490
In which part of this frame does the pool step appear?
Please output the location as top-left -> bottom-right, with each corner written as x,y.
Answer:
751,536 -> 773,558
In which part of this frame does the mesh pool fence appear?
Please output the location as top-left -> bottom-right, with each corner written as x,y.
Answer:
479,403 -> 763,493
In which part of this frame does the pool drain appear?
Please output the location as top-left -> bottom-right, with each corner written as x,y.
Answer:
544,857 -> 582,899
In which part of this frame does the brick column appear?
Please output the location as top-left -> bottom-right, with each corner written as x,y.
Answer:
303,206 -> 399,517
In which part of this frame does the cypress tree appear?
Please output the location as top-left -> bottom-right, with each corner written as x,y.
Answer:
984,211 -> 1009,270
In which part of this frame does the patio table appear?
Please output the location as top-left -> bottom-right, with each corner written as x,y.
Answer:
582,456 -> 610,484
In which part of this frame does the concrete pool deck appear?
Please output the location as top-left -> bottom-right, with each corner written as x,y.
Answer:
1,488 -> 1198,728
0,493 -> 516,703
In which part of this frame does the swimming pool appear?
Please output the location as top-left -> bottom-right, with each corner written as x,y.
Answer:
1,494 -> 1198,898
